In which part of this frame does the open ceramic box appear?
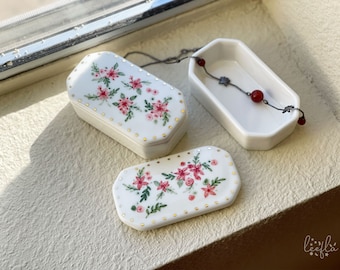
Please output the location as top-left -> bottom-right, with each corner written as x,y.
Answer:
188,38 -> 301,150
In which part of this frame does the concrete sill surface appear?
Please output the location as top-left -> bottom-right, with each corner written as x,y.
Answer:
1,0 -> 339,269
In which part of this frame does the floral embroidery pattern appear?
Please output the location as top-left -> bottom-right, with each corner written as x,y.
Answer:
124,153 -> 226,218
91,62 -> 125,88
84,85 -> 120,102
122,76 -> 151,95
144,97 -> 172,126
112,93 -> 141,122
84,61 -> 174,124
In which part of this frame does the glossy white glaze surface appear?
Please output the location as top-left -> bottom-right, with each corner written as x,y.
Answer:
113,146 -> 241,230
67,52 -> 187,158
189,38 -> 300,150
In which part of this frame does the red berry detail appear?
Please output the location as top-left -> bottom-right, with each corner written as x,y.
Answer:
251,90 -> 264,103
298,116 -> 306,125
196,58 -> 206,67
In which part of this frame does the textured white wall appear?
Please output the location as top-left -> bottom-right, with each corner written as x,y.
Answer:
263,0 -> 340,121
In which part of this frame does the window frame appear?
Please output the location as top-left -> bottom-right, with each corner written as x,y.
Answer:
0,0 -> 216,83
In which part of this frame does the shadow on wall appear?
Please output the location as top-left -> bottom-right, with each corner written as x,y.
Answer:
262,1 -> 340,122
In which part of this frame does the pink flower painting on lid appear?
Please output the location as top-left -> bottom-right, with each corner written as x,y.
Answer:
84,61 -> 174,125
113,93 -> 141,122
133,175 -> 148,190
122,76 -> 150,95
97,86 -> 109,100
145,97 -> 172,126
124,152 -> 227,218
201,184 -> 216,198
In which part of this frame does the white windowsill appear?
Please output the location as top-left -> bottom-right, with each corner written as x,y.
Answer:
1,0 -> 339,269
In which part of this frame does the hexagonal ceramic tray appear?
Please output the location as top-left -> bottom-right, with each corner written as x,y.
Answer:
112,146 -> 241,231
188,38 -> 301,150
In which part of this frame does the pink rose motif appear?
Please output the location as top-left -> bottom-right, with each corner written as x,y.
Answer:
157,181 -> 170,192
146,113 -> 154,121
188,164 -> 204,180
151,100 -> 169,118
146,88 -> 159,95
118,97 -> 133,115
129,76 -> 142,89
133,175 -> 148,190
201,184 -> 216,198
188,195 -> 195,201
106,68 -> 119,80
136,205 -> 144,213
145,171 -> 152,181
185,177 -> 194,186
97,86 -> 109,100
174,167 -> 189,181
211,159 -> 218,166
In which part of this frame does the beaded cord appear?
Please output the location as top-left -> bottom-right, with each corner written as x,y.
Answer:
193,57 -> 306,125
124,48 -> 306,125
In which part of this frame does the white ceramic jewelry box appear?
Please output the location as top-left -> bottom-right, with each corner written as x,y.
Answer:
67,51 -> 188,159
112,146 -> 241,231
188,38 -> 301,150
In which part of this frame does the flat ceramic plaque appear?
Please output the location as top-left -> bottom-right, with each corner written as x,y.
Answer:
112,146 -> 241,231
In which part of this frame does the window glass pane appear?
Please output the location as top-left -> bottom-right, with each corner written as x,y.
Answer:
0,0 -> 142,52
0,0 -> 215,86
0,0 -> 57,21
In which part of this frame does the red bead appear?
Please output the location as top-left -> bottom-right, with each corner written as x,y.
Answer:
298,116 -> 306,125
196,58 -> 206,67
250,90 -> 264,103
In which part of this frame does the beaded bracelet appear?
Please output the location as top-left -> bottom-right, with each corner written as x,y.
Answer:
124,48 -> 306,125
193,57 -> 306,125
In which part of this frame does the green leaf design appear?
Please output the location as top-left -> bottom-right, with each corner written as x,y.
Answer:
156,191 -> 164,201
84,94 -> 99,100
202,162 -> 212,171
114,62 -> 119,70
193,153 -> 200,165
153,181 -> 160,186
177,180 -> 184,188
102,77 -> 110,88
210,177 -> 226,187
163,97 -> 172,103
137,167 -> 145,178
144,100 -> 153,111
91,62 -> 99,73
130,95 -> 138,101
122,81 -> 130,88
146,202 -> 167,218
123,184 -> 139,191
161,173 -> 175,180
109,88 -> 120,97
140,185 -> 151,202
162,111 -> 170,126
